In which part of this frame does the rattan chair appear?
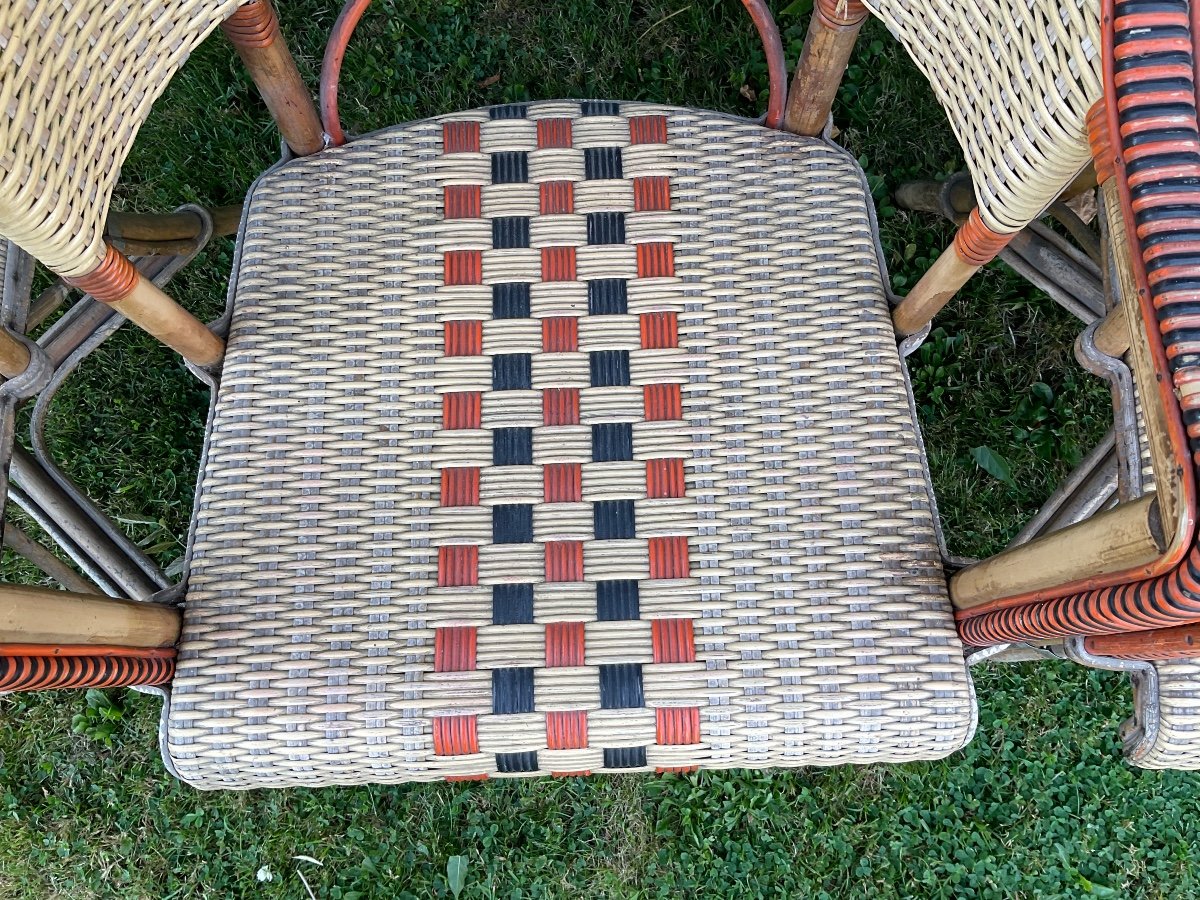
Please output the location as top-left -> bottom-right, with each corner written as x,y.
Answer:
0,0 -> 1196,786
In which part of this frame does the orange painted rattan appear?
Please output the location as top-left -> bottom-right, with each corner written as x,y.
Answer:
219,0 -> 280,48
952,209 -> 1013,267
63,245 -> 139,304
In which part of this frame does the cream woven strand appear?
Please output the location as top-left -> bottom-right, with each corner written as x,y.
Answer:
0,0 -> 247,277
1130,661 -> 1200,770
167,103 -> 975,789
864,0 -> 1101,235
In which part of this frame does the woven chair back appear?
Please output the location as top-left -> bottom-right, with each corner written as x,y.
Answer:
865,0 -> 1102,234
0,0 -> 247,277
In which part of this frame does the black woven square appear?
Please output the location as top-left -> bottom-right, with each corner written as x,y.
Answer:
589,350 -> 630,387
599,663 -> 644,709
493,583 -> 535,624
493,668 -> 535,714
596,580 -> 640,621
603,746 -> 646,769
496,751 -> 539,773
593,500 -> 636,540
586,212 -> 625,245
492,354 -> 532,391
493,282 -> 531,319
492,151 -> 529,184
490,103 -> 528,119
493,504 -> 533,544
492,216 -> 530,249
587,279 -> 627,315
581,100 -> 619,116
584,147 -> 622,180
493,428 -> 533,465
591,423 -> 633,461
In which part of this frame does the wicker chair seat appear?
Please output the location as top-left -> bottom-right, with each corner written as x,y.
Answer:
166,102 -> 976,789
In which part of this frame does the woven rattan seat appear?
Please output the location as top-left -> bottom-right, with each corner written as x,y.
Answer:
165,102 -> 976,788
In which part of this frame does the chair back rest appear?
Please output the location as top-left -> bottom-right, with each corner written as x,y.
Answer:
0,0 -> 247,278
865,0 -> 1102,234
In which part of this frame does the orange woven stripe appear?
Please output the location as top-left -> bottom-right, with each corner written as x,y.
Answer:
432,715 -> 479,755
437,545 -> 479,587
651,618 -> 695,663
646,458 -> 685,499
542,246 -> 577,281
440,467 -> 480,506
657,766 -> 698,774
444,185 -> 482,219
628,115 -> 668,144
542,387 -> 581,426
444,250 -> 482,285
442,392 -> 481,429
633,176 -> 671,211
443,121 -> 480,153
636,242 -> 675,277
545,710 -> 588,749
64,245 -> 138,304
655,707 -> 700,745
536,118 -> 573,148
542,316 -> 578,351
643,384 -> 682,421
544,541 -> 584,582
544,463 -> 583,502
639,311 -> 678,348
648,536 -> 689,579
545,622 -> 586,667
434,626 -> 477,672
540,181 -> 575,215
443,320 -> 482,356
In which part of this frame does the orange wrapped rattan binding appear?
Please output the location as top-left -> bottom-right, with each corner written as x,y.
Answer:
63,244 -> 138,304
0,649 -> 175,692
1087,99 -> 1115,183
219,0 -> 281,49
952,209 -> 1012,267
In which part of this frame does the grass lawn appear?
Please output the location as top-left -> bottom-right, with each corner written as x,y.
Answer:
1,0 -> 1197,896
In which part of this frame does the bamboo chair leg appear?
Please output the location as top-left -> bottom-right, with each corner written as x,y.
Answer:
892,209 -> 1013,336
65,246 -> 224,368
0,328 -> 29,379
221,0 -> 325,157
0,583 -> 179,647
949,492 -> 1166,611
782,0 -> 868,136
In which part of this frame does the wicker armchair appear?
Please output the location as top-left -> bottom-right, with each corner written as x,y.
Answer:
0,0 -> 1196,787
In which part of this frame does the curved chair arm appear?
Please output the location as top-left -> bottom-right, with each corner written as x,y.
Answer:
318,0 -> 788,146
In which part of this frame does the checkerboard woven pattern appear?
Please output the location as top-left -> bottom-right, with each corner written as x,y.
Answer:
167,101 -> 976,789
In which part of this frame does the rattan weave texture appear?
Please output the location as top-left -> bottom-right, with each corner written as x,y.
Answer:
0,0 -> 247,277
167,103 -> 974,788
864,0 -> 1101,235
1134,661 -> 1200,769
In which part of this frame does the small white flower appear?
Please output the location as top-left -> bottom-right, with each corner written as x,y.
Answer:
256,865 -> 274,883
